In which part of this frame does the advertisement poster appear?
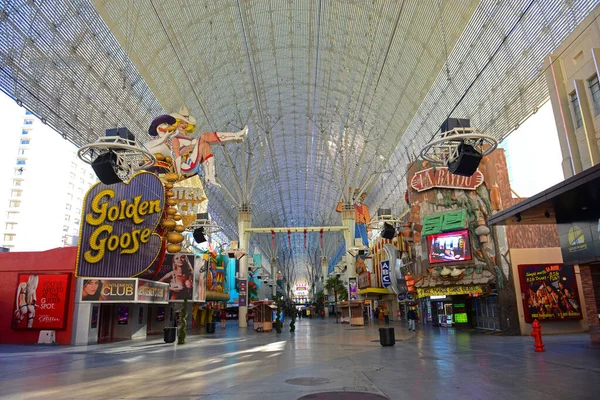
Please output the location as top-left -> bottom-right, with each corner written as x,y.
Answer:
81,279 -> 136,302
238,280 -> 247,307
519,264 -> 583,322
206,256 -> 225,293
349,277 -> 358,300
155,253 -> 194,301
12,273 -> 70,330
136,279 -> 169,303
156,307 -> 165,321
118,306 -> 129,325
193,257 -> 207,302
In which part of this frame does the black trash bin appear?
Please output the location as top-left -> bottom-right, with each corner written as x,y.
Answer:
379,327 -> 395,346
206,322 -> 216,334
163,327 -> 177,343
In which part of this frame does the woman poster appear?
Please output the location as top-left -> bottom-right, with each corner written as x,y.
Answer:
158,253 -> 194,300
193,257 -> 207,302
13,274 -> 38,328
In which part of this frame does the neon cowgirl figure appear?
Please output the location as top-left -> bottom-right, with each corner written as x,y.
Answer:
145,106 -> 247,187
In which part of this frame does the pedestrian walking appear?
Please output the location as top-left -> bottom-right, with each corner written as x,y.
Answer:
383,308 -> 390,324
220,308 -> 227,329
407,307 -> 417,331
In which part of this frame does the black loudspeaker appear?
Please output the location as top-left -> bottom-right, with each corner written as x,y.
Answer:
441,118 -> 470,132
381,222 -> 396,240
448,141 -> 482,177
193,226 -> 207,243
91,151 -> 122,185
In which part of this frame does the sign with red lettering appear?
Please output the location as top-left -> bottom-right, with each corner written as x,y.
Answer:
76,172 -> 165,278
12,273 -> 70,330
358,271 -> 371,289
410,167 -> 484,192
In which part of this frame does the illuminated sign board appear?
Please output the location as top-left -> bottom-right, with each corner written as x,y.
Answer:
411,167 -> 484,192
76,172 -> 165,277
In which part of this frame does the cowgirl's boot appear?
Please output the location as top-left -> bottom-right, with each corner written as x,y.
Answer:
202,157 -> 221,187
216,125 -> 248,143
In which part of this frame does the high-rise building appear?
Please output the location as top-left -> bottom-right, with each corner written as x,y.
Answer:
0,93 -> 97,251
544,6 -> 600,178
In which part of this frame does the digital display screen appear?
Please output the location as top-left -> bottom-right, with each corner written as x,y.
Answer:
428,230 -> 472,264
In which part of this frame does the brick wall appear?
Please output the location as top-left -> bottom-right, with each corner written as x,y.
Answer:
579,265 -> 600,343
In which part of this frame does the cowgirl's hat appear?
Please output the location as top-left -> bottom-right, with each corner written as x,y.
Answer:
170,106 -> 197,125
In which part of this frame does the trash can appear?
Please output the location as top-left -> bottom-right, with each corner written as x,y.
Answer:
163,327 -> 177,343
206,322 -> 216,334
379,327 -> 395,346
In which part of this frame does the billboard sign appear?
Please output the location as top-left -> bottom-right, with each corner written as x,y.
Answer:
12,273 -> 70,330
76,172 -> 165,278
518,264 -> 583,322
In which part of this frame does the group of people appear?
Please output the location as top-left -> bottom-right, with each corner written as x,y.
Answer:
527,281 -> 580,319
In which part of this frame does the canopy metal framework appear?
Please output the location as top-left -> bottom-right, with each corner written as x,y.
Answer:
1,0 -> 598,272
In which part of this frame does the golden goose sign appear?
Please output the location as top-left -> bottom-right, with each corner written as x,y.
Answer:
76,172 -> 165,278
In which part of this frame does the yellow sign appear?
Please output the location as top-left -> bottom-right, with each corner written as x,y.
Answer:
417,285 -> 485,298
172,175 -> 207,228
84,189 -> 162,263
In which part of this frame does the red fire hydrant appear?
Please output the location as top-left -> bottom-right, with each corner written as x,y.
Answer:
531,319 -> 545,352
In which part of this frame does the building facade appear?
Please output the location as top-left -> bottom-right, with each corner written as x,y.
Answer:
544,5 -> 600,178
0,94 -> 96,251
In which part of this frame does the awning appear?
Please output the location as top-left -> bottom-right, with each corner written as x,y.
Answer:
415,267 -> 494,288
489,162 -> 600,226
358,288 -> 393,295
417,285 -> 490,298
205,291 -> 230,302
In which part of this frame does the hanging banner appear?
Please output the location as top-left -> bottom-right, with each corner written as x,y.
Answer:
358,271 -> 371,289
518,264 -> 583,323
238,280 -> 247,306
75,172 -> 165,278
12,273 -> 70,330
154,253 -> 195,301
349,277 -> 358,300
193,257 -> 207,302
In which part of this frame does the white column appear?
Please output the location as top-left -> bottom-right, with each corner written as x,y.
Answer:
271,257 -> 277,298
321,256 -> 329,317
238,207 -> 251,328
342,206 -> 356,281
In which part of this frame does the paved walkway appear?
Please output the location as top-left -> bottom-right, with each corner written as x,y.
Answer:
0,319 -> 598,399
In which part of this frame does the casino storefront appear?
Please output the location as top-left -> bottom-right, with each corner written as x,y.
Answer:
72,278 -> 169,344
415,273 -> 496,329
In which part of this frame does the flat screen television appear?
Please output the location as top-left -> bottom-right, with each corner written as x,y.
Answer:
428,230 -> 472,264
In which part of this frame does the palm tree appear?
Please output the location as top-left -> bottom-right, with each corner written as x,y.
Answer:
324,276 -> 348,322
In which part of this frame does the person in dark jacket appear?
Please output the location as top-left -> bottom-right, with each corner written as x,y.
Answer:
407,308 -> 417,331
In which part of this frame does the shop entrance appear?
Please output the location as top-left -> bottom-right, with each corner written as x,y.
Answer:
98,304 -> 114,343
472,296 -> 500,330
